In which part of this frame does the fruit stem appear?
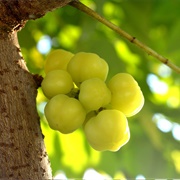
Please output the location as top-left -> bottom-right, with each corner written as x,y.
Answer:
67,87 -> 80,99
69,0 -> 180,74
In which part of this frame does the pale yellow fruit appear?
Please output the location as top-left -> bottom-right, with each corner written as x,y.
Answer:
79,78 -> 111,112
67,52 -> 109,86
45,94 -> 86,134
108,73 -> 144,117
41,70 -> 74,99
44,49 -> 74,74
84,109 -> 130,151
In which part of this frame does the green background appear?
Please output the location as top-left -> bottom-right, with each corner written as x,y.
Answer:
18,0 -> 180,178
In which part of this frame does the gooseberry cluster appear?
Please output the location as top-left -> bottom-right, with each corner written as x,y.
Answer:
41,49 -> 144,152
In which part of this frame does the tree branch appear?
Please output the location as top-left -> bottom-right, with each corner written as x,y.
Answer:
0,0 -> 73,34
69,0 -> 180,74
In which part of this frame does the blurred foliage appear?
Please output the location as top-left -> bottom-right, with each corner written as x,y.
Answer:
18,0 -> 180,178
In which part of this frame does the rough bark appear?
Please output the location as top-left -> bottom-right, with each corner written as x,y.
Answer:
0,0 -> 72,179
0,32 -> 52,179
0,0 -> 72,35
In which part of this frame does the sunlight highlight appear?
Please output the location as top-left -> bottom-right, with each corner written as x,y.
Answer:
158,64 -> 172,78
152,113 -> 180,142
53,171 -> 67,180
37,35 -> 51,54
152,113 -> 173,133
83,168 -> 112,180
136,174 -> 146,180
146,73 -> 168,94
172,123 -> 180,141
37,101 -> 47,114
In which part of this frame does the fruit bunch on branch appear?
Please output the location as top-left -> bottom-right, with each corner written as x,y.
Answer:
41,49 -> 144,152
